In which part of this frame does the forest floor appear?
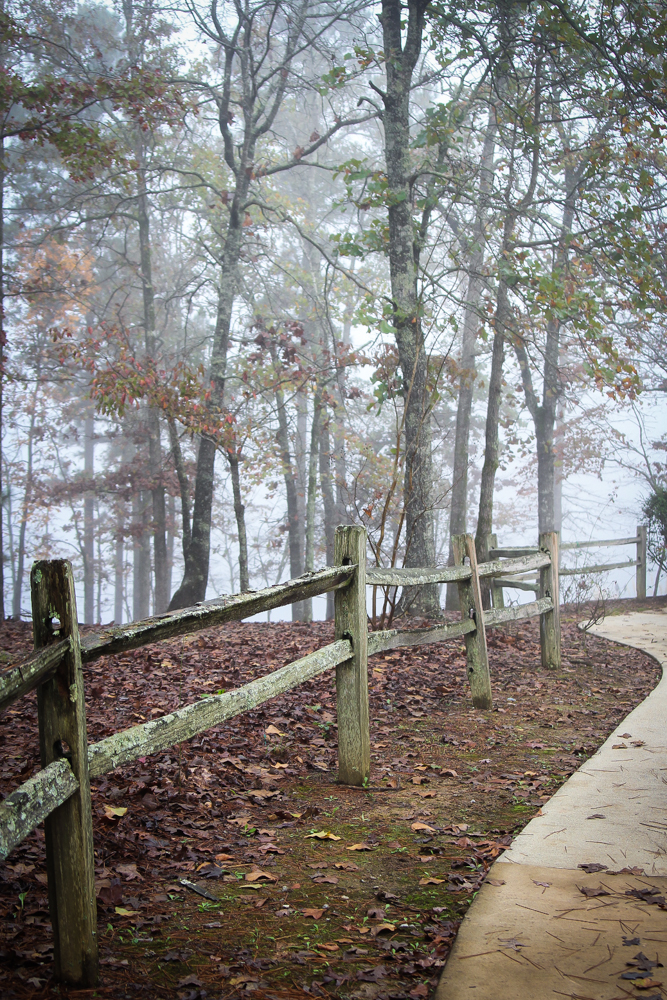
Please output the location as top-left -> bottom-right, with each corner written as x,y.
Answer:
1,595 -> 666,1000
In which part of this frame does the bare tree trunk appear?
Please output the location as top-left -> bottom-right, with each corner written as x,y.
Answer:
319,415 -> 336,620
166,493 -> 175,600
380,0 -> 438,617
136,169 -> 168,613
168,417 -> 191,562
114,511 -> 124,625
228,452 -> 249,593
513,165 -> 576,535
296,388 -> 308,566
475,277 -> 509,610
446,110 -> 497,610
133,491 -> 151,621
0,132 -> 5,622
270,344 -> 305,620
169,247 -> 240,608
13,389 -> 37,620
303,391 -> 323,622
83,413 -> 95,624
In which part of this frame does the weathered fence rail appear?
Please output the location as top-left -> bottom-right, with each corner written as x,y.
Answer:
0,527 -> 561,986
489,525 -> 647,602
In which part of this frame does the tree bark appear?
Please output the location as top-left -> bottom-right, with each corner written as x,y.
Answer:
0,131 -> 5,622
83,413 -> 95,625
513,165 -> 575,534
445,110 -> 497,610
136,168 -> 168,613
303,390 -> 323,622
228,451 -> 249,593
270,343 -> 305,621
114,510 -> 124,626
168,417 -> 191,562
380,0 -> 438,616
319,414 -> 336,620
475,276 -> 509,608
13,388 -> 37,620
132,491 -> 151,621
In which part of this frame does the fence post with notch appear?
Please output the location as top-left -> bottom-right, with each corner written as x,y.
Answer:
334,525 -> 370,786
539,532 -> 561,670
452,533 -> 492,710
31,560 -> 98,986
636,524 -> 647,600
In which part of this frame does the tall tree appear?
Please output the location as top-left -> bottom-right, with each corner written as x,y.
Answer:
378,0 -> 438,615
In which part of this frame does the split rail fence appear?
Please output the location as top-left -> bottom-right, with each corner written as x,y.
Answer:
485,525 -> 647,604
0,526 -> 561,986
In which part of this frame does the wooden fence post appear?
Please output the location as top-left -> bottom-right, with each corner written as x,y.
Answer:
539,532 -> 561,670
452,534 -> 492,710
637,524 -> 647,600
31,561 -> 98,986
334,526 -> 370,786
489,533 -> 505,609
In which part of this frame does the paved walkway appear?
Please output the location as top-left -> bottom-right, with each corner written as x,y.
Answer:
436,610 -> 667,1000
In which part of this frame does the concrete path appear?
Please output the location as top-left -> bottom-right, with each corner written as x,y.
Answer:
436,610 -> 667,1000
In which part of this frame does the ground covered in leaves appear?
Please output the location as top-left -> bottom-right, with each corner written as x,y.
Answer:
1,596 -> 665,1000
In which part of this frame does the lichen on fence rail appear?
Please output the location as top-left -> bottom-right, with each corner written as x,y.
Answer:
560,558 -> 637,576
87,638 -> 353,777
478,552 -> 551,578
80,566 -> 355,663
365,566 -> 472,586
0,759 -> 79,861
368,619 -> 475,655
0,639 -> 70,714
484,596 -> 553,627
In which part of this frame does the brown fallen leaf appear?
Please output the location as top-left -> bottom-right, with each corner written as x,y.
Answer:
318,943 -> 339,952
370,922 -> 396,936
613,743 -> 628,749
412,776 -> 428,785
578,884 -> 610,898
347,843 -> 373,851
245,870 -> 278,882
306,831 -> 341,841
486,879 -> 506,887
265,725 -> 286,736
586,814 -> 606,820
442,769 -> 458,778
634,979 -> 662,990
313,875 -> 339,885
116,863 -> 141,881
419,877 -> 445,886
303,908 -> 325,919
411,822 -> 435,833
335,862 -> 359,871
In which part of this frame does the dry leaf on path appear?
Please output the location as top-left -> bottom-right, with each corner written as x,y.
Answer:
265,725 -> 286,736
245,870 -> 277,882
347,843 -> 373,851
411,822 -> 435,833
306,831 -> 341,841
302,907 -> 325,919
419,877 -> 445,886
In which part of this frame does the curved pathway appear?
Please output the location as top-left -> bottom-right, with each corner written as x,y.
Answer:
436,610 -> 667,1000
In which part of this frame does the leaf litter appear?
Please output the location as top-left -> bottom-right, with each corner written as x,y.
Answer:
0,600 -> 663,998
